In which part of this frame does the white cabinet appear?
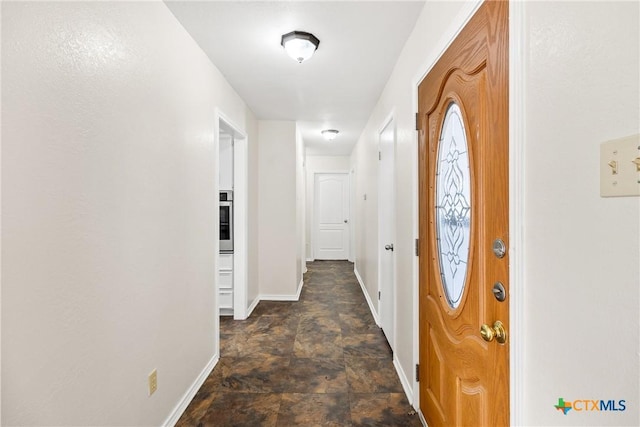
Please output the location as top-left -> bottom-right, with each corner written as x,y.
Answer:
219,291 -> 233,312
219,271 -> 233,289
219,253 -> 233,315
219,253 -> 233,270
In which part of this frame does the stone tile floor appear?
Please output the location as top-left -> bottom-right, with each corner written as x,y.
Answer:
176,260 -> 422,427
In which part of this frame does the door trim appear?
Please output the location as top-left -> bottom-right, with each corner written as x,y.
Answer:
215,110 -> 248,324
377,111 -> 397,353
508,1 -> 526,424
409,0 -> 525,422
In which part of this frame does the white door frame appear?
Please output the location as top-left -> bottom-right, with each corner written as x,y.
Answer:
508,2 -> 526,424
312,171 -> 350,261
408,1 -> 524,423
377,112 -> 397,352
215,111 -> 249,326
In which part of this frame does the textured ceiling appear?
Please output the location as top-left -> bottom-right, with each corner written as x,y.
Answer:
165,1 -> 424,156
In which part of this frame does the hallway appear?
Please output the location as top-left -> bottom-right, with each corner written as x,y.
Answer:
177,261 -> 421,426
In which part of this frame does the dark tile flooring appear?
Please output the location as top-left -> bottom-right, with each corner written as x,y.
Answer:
177,260 -> 421,427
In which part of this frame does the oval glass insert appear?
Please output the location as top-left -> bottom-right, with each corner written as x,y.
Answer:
435,102 -> 471,309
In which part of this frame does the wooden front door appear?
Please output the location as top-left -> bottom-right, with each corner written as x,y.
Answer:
418,2 -> 509,426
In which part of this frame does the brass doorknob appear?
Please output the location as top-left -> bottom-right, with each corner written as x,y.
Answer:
480,321 -> 507,344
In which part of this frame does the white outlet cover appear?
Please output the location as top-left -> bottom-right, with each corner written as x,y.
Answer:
600,134 -> 640,197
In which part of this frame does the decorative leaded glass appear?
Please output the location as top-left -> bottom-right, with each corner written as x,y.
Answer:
435,102 -> 471,309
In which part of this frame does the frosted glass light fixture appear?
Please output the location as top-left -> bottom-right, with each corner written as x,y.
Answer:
321,129 -> 339,141
281,31 -> 320,63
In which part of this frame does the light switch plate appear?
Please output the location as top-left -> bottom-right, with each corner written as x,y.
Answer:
600,134 -> 640,197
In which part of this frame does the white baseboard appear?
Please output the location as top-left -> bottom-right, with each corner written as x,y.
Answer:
260,279 -> 304,302
247,296 -> 260,317
296,278 -> 304,299
260,294 -> 298,301
259,294 -> 299,301
354,267 -> 380,326
163,354 -> 219,427
306,258 -> 314,262
418,409 -> 428,426
393,356 -> 414,407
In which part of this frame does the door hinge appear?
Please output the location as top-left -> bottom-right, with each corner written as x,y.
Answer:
415,112 -> 420,131
378,151 -> 381,161
378,291 -> 381,300
415,364 -> 420,382
415,238 -> 419,256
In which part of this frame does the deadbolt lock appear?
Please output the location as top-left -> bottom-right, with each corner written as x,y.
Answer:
492,239 -> 506,259
492,282 -> 506,302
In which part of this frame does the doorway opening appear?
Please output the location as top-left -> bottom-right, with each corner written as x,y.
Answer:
216,114 -> 248,327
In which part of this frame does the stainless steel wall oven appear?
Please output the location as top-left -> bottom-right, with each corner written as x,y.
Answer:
219,191 -> 233,253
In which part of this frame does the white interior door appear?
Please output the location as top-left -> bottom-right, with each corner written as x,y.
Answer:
314,173 -> 350,260
379,118 -> 396,349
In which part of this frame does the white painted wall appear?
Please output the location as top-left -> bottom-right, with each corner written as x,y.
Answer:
1,2 -> 256,425
522,2 -> 639,425
305,156 -> 351,260
257,121 -> 300,298
0,3 -> 3,419
351,138 -> 379,309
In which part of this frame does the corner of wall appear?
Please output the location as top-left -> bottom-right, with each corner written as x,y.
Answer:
257,121 -> 299,297
162,355 -> 219,427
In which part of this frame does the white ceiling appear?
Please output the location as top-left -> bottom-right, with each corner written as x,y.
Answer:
165,1 -> 425,156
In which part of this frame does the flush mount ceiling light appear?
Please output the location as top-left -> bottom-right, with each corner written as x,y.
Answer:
281,31 -> 320,63
321,129 -> 339,141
